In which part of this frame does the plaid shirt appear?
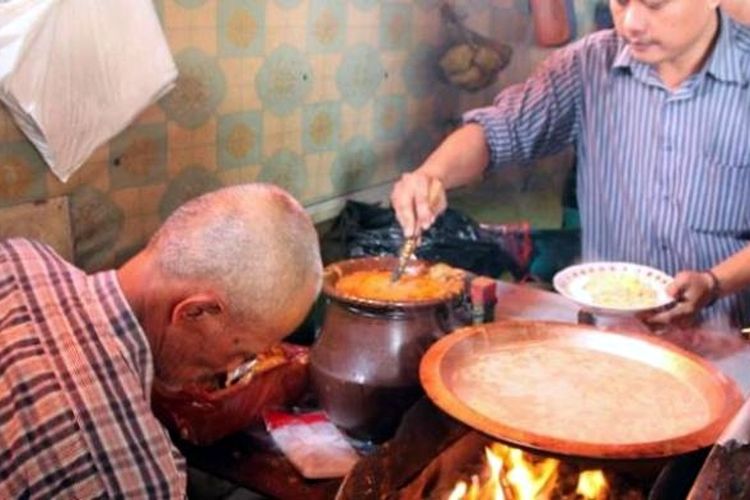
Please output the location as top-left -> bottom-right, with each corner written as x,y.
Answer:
0,239 -> 186,499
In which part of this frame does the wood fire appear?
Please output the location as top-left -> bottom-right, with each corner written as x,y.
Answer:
447,443 -> 610,500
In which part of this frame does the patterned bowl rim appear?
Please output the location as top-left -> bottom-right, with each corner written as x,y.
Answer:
552,261 -> 675,315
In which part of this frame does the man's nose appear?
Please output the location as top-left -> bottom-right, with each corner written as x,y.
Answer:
622,4 -> 647,34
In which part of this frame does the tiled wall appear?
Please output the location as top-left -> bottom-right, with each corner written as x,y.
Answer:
0,0 -> 602,271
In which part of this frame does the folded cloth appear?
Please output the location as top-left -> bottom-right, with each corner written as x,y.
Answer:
0,0 -> 177,182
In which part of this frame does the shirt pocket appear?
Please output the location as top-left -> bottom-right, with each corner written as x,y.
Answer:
686,148 -> 750,234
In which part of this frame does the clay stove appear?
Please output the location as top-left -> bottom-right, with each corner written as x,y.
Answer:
336,399 -> 704,500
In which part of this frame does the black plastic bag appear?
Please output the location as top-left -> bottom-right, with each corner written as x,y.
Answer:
320,200 -> 523,280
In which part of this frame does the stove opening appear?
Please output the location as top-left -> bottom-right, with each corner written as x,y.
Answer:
446,442 -> 647,500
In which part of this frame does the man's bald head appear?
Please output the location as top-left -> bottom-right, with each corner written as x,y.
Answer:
148,183 -> 322,342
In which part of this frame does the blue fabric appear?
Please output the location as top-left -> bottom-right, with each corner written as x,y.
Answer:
465,11 -> 750,327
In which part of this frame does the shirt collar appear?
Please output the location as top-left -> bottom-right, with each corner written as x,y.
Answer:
612,9 -> 746,85
705,10 -> 746,84
612,36 -> 654,84
94,270 -> 154,395
612,35 -> 636,72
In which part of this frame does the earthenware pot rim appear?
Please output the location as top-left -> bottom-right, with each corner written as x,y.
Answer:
322,256 -> 465,310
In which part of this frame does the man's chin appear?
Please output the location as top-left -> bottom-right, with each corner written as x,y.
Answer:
629,45 -> 662,64
628,41 -> 660,59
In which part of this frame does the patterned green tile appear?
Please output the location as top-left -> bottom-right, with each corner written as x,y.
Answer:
395,128 -> 438,173
70,186 -> 124,271
303,102 -> 341,153
330,136 -> 377,193
109,124 -> 168,188
275,0 -> 302,8
175,0 -> 207,7
415,0 -> 442,10
0,141 -> 47,206
380,2 -> 413,50
258,149 -> 307,200
159,165 -> 223,220
373,95 -> 406,141
491,5 -> 534,44
218,111 -> 263,169
307,0 -> 346,53
462,0 -> 493,10
219,0 -> 265,57
153,0 -> 165,23
159,48 -> 227,129
403,43 -> 442,99
515,0 -> 531,13
351,0 -> 378,10
256,45 -> 313,116
0,0 -> 603,271
336,44 -> 384,108
431,86 -> 462,127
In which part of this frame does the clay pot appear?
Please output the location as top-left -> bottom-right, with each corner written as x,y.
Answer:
310,257 -> 466,442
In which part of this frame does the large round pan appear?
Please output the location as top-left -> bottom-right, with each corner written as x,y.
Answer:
420,319 -> 743,461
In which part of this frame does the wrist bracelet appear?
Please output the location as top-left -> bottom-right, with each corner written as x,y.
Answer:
704,269 -> 721,306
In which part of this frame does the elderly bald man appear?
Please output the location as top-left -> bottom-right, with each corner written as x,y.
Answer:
0,183 -> 322,499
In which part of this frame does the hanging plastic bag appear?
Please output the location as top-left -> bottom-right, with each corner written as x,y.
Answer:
0,0 -> 177,182
0,0 -> 55,79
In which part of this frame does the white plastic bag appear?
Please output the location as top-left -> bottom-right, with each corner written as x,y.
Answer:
0,0 -> 177,182
0,0 -> 55,79
264,410 -> 359,479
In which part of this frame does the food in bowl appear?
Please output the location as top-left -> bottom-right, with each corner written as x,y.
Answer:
582,271 -> 659,309
553,262 -> 674,314
334,263 -> 465,302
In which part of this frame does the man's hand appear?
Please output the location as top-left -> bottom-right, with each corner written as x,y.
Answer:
390,172 -> 447,237
644,270 -> 718,328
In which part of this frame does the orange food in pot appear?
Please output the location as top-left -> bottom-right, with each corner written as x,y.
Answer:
334,264 -> 464,302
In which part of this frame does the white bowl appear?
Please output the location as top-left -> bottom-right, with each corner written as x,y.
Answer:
553,261 -> 675,316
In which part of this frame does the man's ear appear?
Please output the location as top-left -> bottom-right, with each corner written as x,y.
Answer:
171,293 -> 225,325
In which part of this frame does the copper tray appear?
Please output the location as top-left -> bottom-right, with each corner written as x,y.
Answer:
420,319 -> 743,460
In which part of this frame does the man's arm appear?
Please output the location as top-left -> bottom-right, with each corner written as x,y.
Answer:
391,41 -> 584,236
706,244 -> 750,298
648,244 -> 750,326
390,124 -> 489,235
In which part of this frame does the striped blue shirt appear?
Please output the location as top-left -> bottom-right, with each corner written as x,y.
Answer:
465,12 -> 750,328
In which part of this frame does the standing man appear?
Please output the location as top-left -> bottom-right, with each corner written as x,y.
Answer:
391,0 -> 750,329
0,183 -> 323,498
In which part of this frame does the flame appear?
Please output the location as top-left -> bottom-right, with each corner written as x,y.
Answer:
447,443 -> 609,500
576,470 -> 609,499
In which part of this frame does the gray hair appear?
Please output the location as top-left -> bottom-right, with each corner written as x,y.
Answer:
148,183 -> 322,331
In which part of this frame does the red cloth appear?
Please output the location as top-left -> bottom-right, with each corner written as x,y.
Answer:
151,343 -> 309,445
